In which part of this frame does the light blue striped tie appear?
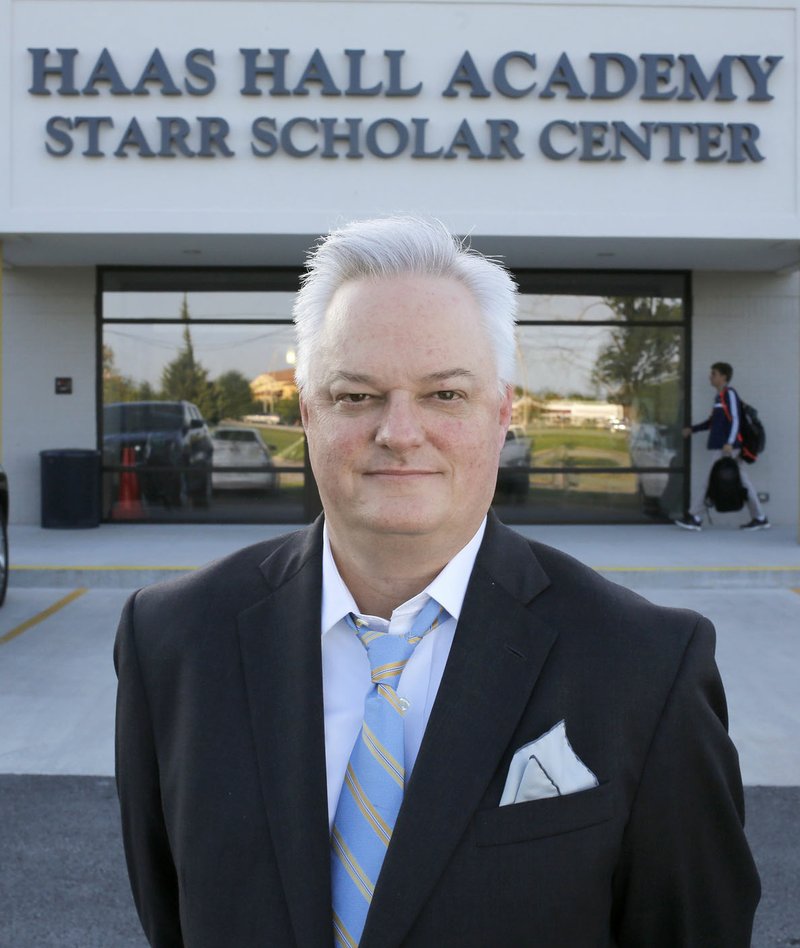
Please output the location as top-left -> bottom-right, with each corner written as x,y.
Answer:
331,597 -> 447,948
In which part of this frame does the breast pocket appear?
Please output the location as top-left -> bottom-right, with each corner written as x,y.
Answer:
474,781 -> 613,847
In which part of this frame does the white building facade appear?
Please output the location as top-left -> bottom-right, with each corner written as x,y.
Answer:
1,0 -> 798,532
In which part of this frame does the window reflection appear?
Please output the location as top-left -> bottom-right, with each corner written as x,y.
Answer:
494,295 -> 686,524
100,279 -> 688,525
101,289 -> 306,523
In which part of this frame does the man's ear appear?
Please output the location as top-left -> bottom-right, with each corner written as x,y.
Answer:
498,385 -> 514,448
299,395 -> 310,431
500,385 -> 514,427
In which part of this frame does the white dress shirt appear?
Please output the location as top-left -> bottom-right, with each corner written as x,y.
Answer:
321,518 -> 487,830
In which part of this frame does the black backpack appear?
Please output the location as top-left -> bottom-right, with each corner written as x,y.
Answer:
738,400 -> 766,464
705,457 -> 747,512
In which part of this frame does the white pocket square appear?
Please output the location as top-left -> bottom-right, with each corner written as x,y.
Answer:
500,720 -> 599,806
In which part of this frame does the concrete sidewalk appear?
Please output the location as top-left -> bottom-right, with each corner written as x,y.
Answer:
9,520 -> 800,589
4,519 -> 799,787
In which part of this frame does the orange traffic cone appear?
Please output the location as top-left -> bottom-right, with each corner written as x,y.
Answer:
114,447 -> 144,520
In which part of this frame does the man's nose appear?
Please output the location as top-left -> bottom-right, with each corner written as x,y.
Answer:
375,393 -> 424,450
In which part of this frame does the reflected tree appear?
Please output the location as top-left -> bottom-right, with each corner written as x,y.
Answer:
102,345 -> 139,403
590,297 -> 681,418
160,294 -> 216,419
103,345 -> 159,403
214,370 -> 259,422
275,391 -> 301,425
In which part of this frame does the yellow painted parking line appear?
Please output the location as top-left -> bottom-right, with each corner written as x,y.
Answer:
0,588 -> 88,645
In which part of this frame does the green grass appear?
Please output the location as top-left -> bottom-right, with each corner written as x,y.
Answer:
562,455 -> 626,468
520,426 -> 632,468
242,422 -> 634,468
251,425 -> 305,459
528,427 -> 628,455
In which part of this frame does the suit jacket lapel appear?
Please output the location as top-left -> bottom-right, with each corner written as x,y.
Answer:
361,516 -> 558,948
237,521 -> 332,948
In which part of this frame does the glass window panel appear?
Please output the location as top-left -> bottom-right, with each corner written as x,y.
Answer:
102,468 -> 307,524
493,471 -> 684,524
101,268 -> 299,294
101,272 -> 688,526
516,293 -> 683,323
516,271 -> 686,301
104,290 -> 296,321
491,320 -> 686,523
512,323 -> 684,442
103,322 -> 298,410
102,291 -> 306,524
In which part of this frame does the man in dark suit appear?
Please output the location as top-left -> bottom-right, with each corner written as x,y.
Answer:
115,217 -> 760,947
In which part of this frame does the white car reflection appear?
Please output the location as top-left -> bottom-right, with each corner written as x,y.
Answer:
629,423 -> 676,504
211,426 -> 278,492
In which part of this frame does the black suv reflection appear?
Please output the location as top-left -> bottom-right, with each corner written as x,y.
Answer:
103,401 -> 214,508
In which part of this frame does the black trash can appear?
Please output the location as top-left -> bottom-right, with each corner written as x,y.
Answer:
40,449 -> 101,528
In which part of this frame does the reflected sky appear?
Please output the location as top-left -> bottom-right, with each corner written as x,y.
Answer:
104,292 -> 296,386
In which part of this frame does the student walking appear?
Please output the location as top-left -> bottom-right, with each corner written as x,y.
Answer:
675,362 -> 769,531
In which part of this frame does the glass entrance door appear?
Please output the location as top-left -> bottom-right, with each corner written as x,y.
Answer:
99,267 -> 688,525
100,271 -> 313,523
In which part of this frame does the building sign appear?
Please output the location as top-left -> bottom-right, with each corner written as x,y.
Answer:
29,47 -> 781,163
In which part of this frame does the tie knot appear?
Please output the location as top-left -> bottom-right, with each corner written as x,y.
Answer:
347,599 -> 447,689
353,625 -> 415,688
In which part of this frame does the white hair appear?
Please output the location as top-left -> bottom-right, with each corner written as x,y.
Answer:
292,216 -> 518,394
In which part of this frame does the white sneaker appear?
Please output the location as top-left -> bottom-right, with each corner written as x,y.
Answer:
674,515 -> 702,531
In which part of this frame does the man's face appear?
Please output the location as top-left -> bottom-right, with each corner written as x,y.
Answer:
710,368 -> 728,390
300,274 -> 513,548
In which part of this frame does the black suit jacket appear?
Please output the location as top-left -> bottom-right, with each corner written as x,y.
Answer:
114,514 -> 759,947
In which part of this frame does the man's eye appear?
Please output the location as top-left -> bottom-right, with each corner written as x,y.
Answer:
337,393 -> 371,403
434,390 -> 460,401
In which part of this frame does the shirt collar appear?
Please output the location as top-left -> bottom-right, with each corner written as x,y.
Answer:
321,517 -> 487,636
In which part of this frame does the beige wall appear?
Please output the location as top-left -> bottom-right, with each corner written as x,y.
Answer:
692,271 -> 800,534
2,2 -> 797,245
2,266 -> 95,522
